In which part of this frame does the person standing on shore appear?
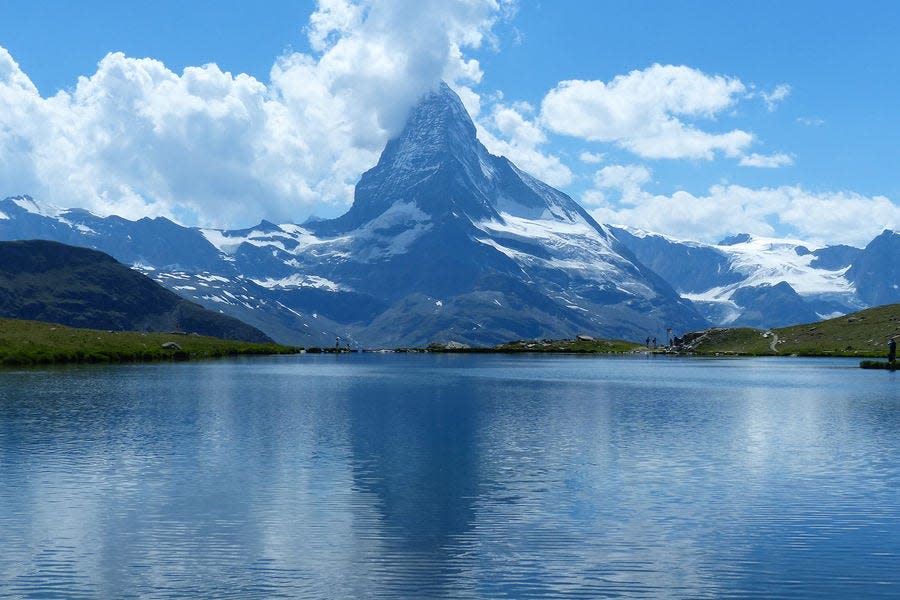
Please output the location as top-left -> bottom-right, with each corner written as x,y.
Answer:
889,336 -> 897,364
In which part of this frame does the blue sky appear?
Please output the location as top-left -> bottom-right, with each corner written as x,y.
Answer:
0,0 -> 897,245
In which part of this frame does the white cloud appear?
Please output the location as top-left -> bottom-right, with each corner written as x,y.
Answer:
588,182 -> 899,247
591,164 -> 652,203
307,0 -> 367,52
0,0 -> 510,228
739,152 -> 794,168
453,84 -> 482,118
540,64 -> 753,160
476,103 -> 572,187
797,116 -> 825,127
579,151 -> 605,164
625,126 -> 753,161
760,83 -> 791,111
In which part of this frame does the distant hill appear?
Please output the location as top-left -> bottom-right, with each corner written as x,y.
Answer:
0,240 -> 272,343
683,303 -> 900,357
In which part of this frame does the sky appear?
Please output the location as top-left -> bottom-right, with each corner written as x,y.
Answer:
0,0 -> 898,246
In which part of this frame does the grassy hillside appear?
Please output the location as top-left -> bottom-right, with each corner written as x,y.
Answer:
687,303 -> 900,357
0,239 -> 271,343
0,318 -> 298,367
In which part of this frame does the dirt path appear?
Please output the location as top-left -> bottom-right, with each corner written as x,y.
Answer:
768,331 -> 779,353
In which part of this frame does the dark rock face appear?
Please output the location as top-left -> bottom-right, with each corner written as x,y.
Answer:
718,233 -> 753,246
847,230 -> 900,306
730,282 -> 821,329
810,244 -> 860,270
609,227 -> 743,294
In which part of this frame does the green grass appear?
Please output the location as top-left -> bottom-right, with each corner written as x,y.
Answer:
682,328 -> 773,355
0,317 -> 300,367
688,304 -> 900,358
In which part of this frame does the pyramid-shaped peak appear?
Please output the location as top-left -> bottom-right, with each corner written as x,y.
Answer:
408,82 -> 474,132
390,82 -> 477,156
311,80 -> 597,235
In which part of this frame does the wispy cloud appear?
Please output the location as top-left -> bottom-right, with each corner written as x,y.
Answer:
739,152 -> 794,168
760,83 -> 791,111
579,151 -> 606,164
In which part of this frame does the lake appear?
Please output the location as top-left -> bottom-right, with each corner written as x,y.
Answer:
0,354 -> 897,598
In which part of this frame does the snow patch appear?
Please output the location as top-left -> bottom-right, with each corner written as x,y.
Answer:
712,236 -> 854,297
275,301 -> 305,320
350,201 -> 433,260
11,196 -> 63,217
476,211 -> 637,283
251,274 -> 344,292
57,217 -> 98,235
194,273 -> 230,283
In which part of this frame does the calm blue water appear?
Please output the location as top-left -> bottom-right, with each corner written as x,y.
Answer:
0,354 -> 897,599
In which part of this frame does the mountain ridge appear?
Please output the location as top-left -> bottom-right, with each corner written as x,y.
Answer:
1,84 -> 895,344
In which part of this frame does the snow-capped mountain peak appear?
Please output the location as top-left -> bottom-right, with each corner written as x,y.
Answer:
0,84 -> 748,345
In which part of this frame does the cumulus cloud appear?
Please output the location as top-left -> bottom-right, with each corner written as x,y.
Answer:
0,0 -> 510,227
475,102 -> 572,187
540,64 -> 754,160
587,181 -> 899,247
306,0 -> 367,52
591,164 -> 652,201
739,152 -> 794,168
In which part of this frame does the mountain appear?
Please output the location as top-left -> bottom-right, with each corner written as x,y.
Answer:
608,226 -> 899,328
846,230 -> 900,306
0,197 -> 357,347
4,83 -> 892,343
290,83 -> 706,345
197,84 -> 705,346
0,239 -> 272,343
0,84 -> 706,346
0,197 -> 229,273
